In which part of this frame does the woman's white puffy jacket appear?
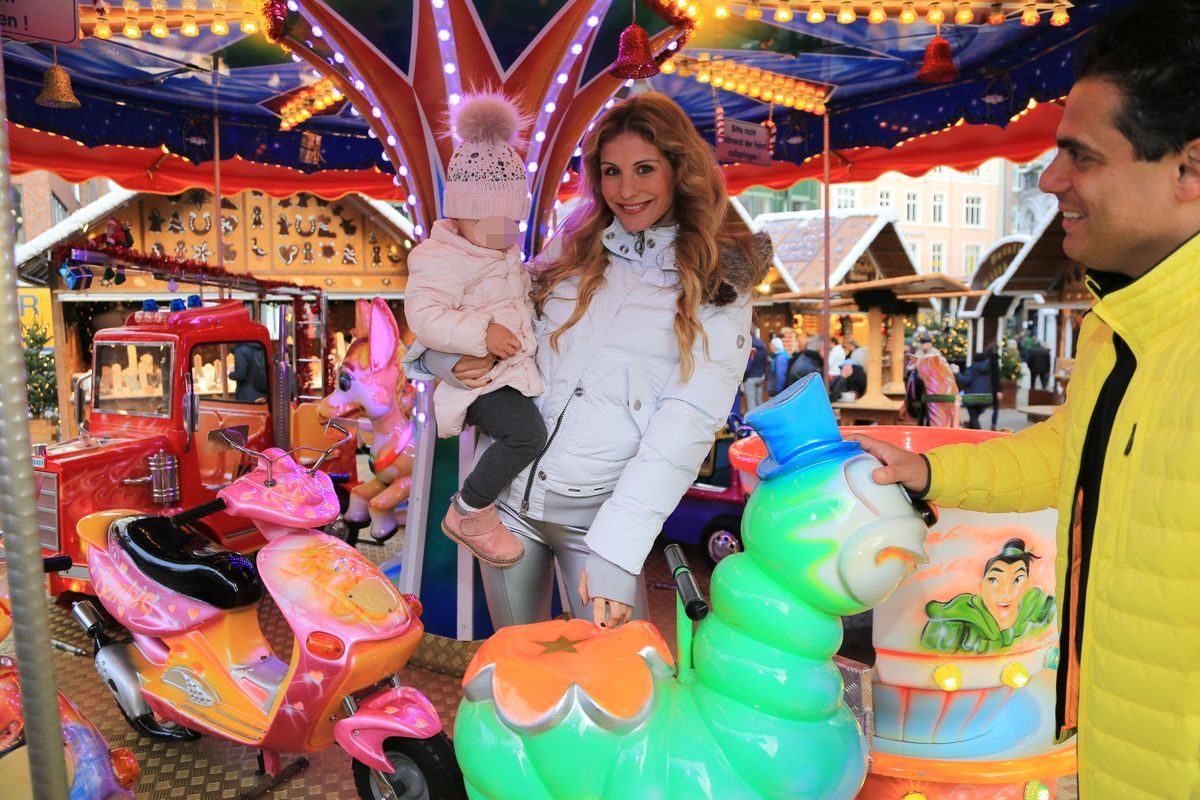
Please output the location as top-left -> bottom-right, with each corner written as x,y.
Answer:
496,220 -> 760,579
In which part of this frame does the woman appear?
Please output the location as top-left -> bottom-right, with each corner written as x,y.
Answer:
438,92 -> 770,629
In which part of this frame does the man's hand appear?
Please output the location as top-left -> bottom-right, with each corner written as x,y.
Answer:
485,323 -> 521,359
452,354 -> 496,389
578,569 -> 633,629
844,433 -> 931,495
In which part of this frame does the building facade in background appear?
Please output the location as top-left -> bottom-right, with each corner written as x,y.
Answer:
11,172 -> 115,247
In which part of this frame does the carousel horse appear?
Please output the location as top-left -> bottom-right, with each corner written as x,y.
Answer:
453,374 -> 931,800
317,297 -> 416,543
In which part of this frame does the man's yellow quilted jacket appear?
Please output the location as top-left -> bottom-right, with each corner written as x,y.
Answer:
925,232 -> 1200,799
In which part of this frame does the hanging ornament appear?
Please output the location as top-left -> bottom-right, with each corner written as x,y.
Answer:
764,102 -> 777,160
299,131 -> 324,166
36,48 -> 82,109
917,30 -> 960,84
610,23 -> 659,79
261,0 -> 288,43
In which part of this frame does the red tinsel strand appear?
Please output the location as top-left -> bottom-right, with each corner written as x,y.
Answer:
715,105 -> 725,143
293,297 -> 313,393
261,0 -> 288,44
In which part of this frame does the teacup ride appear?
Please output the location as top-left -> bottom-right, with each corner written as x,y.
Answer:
452,374 -> 931,800
730,427 -> 1077,800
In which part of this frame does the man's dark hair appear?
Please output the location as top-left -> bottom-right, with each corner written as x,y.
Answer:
1079,0 -> 1200,161
983,537 -> 1039,576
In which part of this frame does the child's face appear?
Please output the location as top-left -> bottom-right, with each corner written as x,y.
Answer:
456,216 -> 520,250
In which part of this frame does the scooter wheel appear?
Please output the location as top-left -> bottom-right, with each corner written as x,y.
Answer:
351,732 -> 465,800
325,516 -> 360,548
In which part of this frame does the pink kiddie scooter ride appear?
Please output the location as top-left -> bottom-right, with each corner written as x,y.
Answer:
70,424 -> 465,799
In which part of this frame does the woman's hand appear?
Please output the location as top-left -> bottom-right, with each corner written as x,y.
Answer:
451,354 -> 497,389
578,569 -> 633,629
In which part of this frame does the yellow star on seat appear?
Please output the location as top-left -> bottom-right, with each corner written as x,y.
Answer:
533,635 -> 584,654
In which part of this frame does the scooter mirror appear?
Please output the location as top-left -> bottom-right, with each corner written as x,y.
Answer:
207,425 -> 250,452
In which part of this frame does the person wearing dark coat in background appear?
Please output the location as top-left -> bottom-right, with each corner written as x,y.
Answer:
765,337 -> 791,397
742,329 -> 768,410
957,349 -> 1000,430
1025,341 -> 1052,390
829,361 -> 867,402
229,342 -> 269,403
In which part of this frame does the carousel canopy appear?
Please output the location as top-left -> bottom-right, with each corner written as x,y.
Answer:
2,1 -> 1135,205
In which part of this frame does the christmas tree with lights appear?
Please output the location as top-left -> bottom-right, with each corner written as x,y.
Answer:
22,317 -> 56,419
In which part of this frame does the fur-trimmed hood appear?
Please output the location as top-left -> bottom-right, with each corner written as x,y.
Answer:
713,231 -> 773,306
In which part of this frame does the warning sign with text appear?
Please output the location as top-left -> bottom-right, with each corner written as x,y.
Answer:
716,118 -> 772,167
0,0 -> 80,46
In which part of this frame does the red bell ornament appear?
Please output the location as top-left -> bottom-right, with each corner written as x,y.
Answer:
916,34 -> 960,84
609,23 -> 660,79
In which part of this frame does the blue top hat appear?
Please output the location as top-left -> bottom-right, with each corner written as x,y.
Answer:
745,373 -> 860,480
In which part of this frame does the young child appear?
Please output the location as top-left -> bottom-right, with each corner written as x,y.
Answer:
404,92 -> 545,566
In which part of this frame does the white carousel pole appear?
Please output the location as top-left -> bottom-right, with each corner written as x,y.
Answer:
0,39 -> 73,800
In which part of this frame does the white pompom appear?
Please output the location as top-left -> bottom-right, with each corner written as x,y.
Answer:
451,92 -> 526,145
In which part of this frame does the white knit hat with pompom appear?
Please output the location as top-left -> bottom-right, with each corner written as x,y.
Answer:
443,92 -> 531,221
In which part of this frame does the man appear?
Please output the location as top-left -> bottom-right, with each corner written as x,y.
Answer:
1025,339 -> 1052,390
922,538 -> 1056,655
785,331 -> 824,387
742,327 -> 768,411
764,336 -> 790,398
851,3 -> 1200,794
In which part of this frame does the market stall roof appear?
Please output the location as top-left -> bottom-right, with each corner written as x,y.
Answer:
775,272 -> 982,309
2,1 -> 1133,203
958,234 -> 1030,318
988,209 -> 1089,307
756,208 -> 915,294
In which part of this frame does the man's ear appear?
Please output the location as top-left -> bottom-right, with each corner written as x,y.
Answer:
1177,138 -> 1200,203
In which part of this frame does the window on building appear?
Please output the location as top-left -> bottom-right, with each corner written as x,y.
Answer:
931,193 -> 945,225
878,189 -> 892,208
964,195 -> 983,227
905,191 -> 920,223
72,183 -> 82,203
905,240 -> 921,266
834,186 -> 859,210
964,166 -> 983,177
930,242 -> 944,273
964,244 -> 982,274
51,194 -> 70,226
11,186 -> 23,246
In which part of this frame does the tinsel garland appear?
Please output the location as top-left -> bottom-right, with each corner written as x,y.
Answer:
260,0 -> 289,44
645,0 -> 699,65
54,243 -> 324,394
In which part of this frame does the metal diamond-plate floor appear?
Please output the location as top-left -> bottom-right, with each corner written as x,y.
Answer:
15,536 -> 1078,799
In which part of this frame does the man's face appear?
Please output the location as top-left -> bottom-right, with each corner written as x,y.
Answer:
458,216 -> 520,250
979,559 -> 1029,631
1039,78 -> 1188,278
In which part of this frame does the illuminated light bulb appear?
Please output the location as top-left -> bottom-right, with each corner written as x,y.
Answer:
744,0 -> 763,20
988,2 -> 1006,24
868,1 -> 886,23
241,0 -> 259,34
783,94 -> 795,108
955,0 -> 974,24
686,4 -> 698,18
1001,662 -> 1031,689
1021,2 -> 1038,25
438,28 -> 450,41
661,59 -> 677,74
902,794 -> 929,800
933,663 -> 963,692
527,161 -> 538,173
714,4 -> 730,19
736,80 -> 748,93
534,131 -> 546,142
712,74 -> 725,88
775,0 -> 794,22
444,62 -> 457,74
697,68 -> 711,84
123,0 -> 142,38
806,1 -> 825,23
94,15 -> 112,38
587,14 -> 600,26
571,43 -> 583,55
151,16 -> 169,37
556,72 -> 568,84
899,1 -> 917,23
1050,3 -> 1069,26
544,101 -> 556,113
211,15 -> 230,35
927,1 -> 945,25
748,84 -> 761,98
837,1 -> 855,23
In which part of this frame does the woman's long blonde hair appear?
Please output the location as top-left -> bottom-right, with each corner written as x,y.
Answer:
532,92 -> 748,381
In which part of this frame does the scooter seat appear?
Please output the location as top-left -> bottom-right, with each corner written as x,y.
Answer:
112,515 -> 263,610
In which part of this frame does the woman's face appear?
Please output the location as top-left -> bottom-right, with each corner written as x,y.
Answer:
598,132 -> 676,232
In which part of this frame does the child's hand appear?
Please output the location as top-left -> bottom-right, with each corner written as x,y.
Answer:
486,323 -> 521,359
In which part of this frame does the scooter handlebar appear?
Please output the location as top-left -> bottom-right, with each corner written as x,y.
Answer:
170,498 -> 227,528
664,544 -> 709,621
42,555 -> 73,573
